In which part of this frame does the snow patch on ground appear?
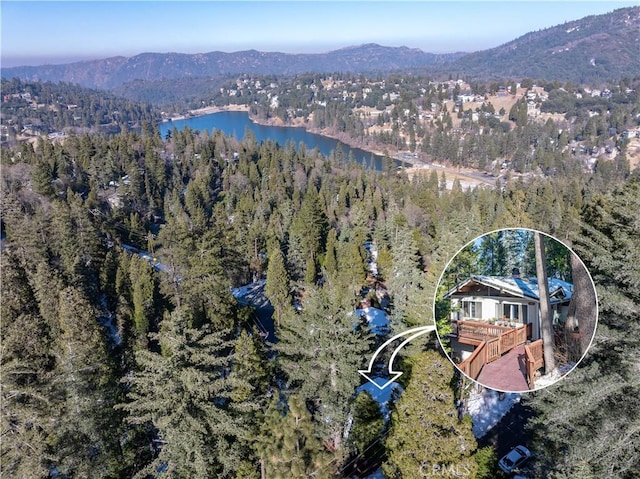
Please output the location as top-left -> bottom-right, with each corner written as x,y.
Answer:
467,387 -> 521,438
356,376 -> 402,422
232,279 -> 266,299
98,294 -> 122,346
533,362 -> 576,390
353,307 -> 390,336
122,244 -> 170,272
231,280 -> 275,339
98,312 -> 122,346
231,279 -> 269,308
364,468 -> 386,479
364,241 -> 378,277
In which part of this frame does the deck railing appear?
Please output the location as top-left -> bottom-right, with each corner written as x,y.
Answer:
457,321 -> 532,381
455,321 -> 513,342
486,336 -> 501,362
525,339 -> 544,389
459,341 -> 487,380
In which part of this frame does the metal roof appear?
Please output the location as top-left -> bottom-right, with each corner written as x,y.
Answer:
445,275 -> 573,304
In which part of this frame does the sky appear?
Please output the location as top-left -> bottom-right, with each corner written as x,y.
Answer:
1,1 -> 637,67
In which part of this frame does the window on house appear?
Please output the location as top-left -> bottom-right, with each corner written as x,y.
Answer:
502,303 -> 528,323
462,301 -> 482,319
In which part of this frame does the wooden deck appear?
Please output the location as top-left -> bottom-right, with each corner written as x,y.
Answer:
456,320 -> 543,391
477,345 -> 529,392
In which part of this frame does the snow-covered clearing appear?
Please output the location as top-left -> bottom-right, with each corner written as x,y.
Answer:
353,307 -> 390,336
467,387 -> 521,438
356,376 -> 402,422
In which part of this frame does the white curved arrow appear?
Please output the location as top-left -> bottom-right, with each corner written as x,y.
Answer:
358,325 -> 436,389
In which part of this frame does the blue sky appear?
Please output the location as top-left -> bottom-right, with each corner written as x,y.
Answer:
1,1 -> 637,66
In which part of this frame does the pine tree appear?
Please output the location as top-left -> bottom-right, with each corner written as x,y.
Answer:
230,329 -> 272,403
275,282 -> 372,456
387,227 -> 424,326
99,248 -> 119,309
287,187 -> 328,280
156,190 -> 195,294
526,179 -> 640,478
323,228 -> 339,277
228,329 -> 273,478
129,254 -> 155,344
383,350 -> 478,479
376,242 -> 392,280
336,236 -> 366,293
1,252 -> 55,478
287,224 -> 309,281
265,242 -> 291,327
349,391 -> 384,455
31,156 -> 54,197
49,190 -> 103,289
0,192 -> 50,270
51,286 -> 123,478
476,230 -> 507,276
256,395 -> 333,479
305,254 -> 318,285
501,228 -> 529,276
119,307 -> 247,478
113,250 -> 135,347
181,227 -> 238,329
509,97 -> 528,126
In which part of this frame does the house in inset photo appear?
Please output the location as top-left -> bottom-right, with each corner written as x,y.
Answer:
443,268 -> 574,391
435,228 -> 597,393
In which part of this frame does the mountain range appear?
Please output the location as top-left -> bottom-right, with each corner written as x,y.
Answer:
2,6 -> 638,89
1,45 -> 463,90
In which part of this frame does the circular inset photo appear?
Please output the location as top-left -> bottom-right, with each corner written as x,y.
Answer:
434,228 -> 598,393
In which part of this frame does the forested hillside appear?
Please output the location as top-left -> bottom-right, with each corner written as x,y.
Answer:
207,72 -> 638,183
2,117 -> 638,477
0,78 -> 160,145
441,6 -> 640,84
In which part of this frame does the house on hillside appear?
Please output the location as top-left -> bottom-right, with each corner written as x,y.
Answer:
444,268 -> 573,361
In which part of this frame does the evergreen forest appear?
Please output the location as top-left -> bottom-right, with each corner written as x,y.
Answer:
2,88 -> 639,478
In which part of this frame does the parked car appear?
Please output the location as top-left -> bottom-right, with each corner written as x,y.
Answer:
498,445 -> 531,473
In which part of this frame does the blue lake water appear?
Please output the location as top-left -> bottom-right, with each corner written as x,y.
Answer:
158,111 -> 397,170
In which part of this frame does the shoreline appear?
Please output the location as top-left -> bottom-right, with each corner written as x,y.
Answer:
161,105 -> 493,188
164,104 -> 250,122
165,103 -> 426,167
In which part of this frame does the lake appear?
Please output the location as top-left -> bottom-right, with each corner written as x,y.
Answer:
158,111 -> 398,171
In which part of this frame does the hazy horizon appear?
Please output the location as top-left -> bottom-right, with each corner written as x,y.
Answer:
2,43 -> 467,69
2,1 -> 638,69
